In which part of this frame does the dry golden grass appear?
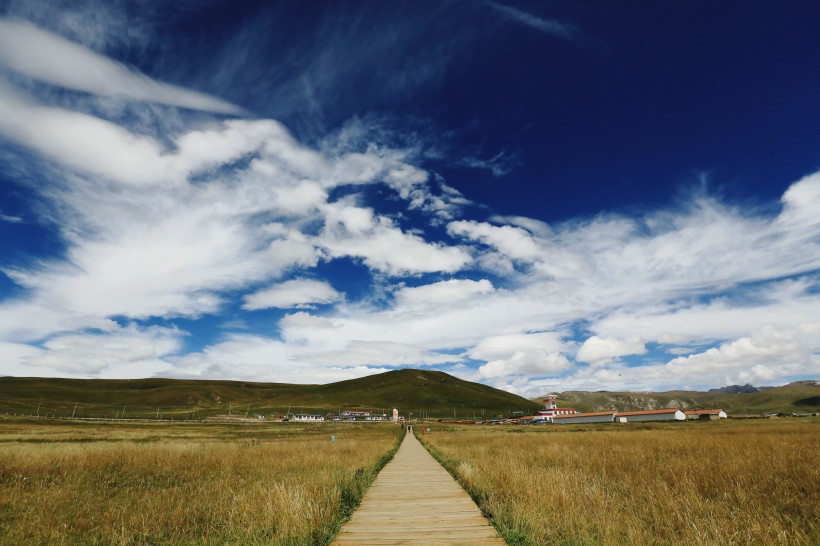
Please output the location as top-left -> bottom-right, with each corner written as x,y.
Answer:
419,419 -> 820,546
0,418 -> 401,545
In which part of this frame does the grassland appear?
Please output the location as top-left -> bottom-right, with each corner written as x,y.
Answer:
0,417 -> 402,545
418,419 -> 820,546
0,369 -> 542,419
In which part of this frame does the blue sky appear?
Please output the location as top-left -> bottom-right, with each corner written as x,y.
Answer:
1,0 -> 819,394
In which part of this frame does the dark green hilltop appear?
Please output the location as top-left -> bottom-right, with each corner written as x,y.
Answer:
0,369 -> 542,419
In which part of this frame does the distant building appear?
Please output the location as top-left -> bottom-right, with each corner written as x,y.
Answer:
536,396 -> 579,418
290,414 -> 325,422
341,410 -> 370,420
685,409 -> 728,420
616,408 -> 686,422
552,411 -> 617,424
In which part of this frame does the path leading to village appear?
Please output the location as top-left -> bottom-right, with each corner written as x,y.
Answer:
331,429 -> 506,545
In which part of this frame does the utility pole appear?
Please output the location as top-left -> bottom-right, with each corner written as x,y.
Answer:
156,407 -> 160,419
36,398 -> 42,417
71,403 -> 77,419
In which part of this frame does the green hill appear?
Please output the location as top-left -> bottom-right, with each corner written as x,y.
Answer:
0,369 -> 541,419
540,380 -> 820,415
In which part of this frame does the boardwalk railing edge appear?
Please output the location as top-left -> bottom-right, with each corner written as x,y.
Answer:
324,425 -> 405,545
414,429 -> 523,546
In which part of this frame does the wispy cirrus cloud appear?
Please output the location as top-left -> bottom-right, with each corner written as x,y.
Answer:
1,5 -> 818,395
485,1 -> 578,42
0,18 -> 242,114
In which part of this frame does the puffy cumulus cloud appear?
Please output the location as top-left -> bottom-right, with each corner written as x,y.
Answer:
779,171 -> 820,229
471,332 -> 572,380
318,202 -> 471,275
469,332 -> 567,361
665,324 -> 815,377
16,325 -> 182,378
0,18 -> 242,114
243,279 -> 341,310
478,351 -> 571,379
511,323 -> 820,395
393,279 -> 494,308
576,335 -> 646,365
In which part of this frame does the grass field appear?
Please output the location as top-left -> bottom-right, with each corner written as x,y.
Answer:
418,419 -> 820,546
0,417 -> 402,545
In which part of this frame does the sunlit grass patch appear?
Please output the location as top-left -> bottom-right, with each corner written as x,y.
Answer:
418,419 -> 820,546
0,418 -> 401,545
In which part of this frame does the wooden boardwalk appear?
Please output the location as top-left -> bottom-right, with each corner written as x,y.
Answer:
332,429 -> 506,545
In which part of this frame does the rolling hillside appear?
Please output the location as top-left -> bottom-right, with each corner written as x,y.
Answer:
540,381 -> 820,415
0,369 -> 542,419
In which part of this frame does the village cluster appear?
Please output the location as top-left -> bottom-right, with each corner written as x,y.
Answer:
497,397 -> 728,424
284,398 -> 728,424
286,409 -> 397,422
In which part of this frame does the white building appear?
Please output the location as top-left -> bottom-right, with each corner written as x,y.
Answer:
290,414 -> 325,422
536,396 -> 579,418
552,411 -> 617,424
341,410 -> 370,420
616,408 -> 686,422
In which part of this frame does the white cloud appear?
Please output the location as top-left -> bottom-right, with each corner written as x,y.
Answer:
167,333 -> 393,384
471,332 -> 572,379
394,279 -> 494,308
0,211 -> 23,223
0,18 -> 242,114
0,341 -> 44,376
1,12 -> 819,392
486,2 -> 577,41
319,202 -> 471,275
469,332 -> 567,362
243,279 -> 341,310
293,340 -> 461,367
16,324 -> 181,378
576,335 -> 646,365
478,351 -> 571,379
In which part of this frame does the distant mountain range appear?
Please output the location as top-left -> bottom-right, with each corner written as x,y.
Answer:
0,369 -> 542,419
538,381 -> 820,415
1,372 -> 816,420
707,383 -> 773,394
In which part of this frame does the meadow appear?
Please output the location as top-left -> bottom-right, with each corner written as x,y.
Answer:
0,417 -> 402,545
418,419 -> 820,546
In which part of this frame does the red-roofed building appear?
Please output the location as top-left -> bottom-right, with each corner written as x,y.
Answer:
536,396 -> 579,420
552,411 -> 617,424
685,409 -> 727,420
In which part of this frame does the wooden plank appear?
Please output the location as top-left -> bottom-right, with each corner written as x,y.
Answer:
330,431 -> 506,545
